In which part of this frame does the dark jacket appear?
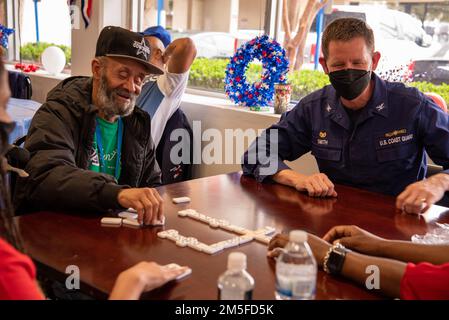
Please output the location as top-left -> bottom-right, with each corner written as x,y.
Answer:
14,76 -> 161,214
156,108 -> 193,185
8,71 -> 32,100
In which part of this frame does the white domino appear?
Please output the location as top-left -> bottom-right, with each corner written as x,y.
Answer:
123,218 -> 141,227
230,225 -> 248,235
201,244 -> 221,255
254,234 -> 273,245
238,235 -> 254,245
156,206 -> 277,254
191,242 -> 206,252
101,217 -> 122,226
172,197 -> 191,204
221,224 -> 237,232
165,230 -> 179,241
150,216 -> 166,226
164,263 -> 192,280
219,237 -> 240,249
188,211 -> 201,220
218,219 -> 230,227
262,226 -> 276,235
209,219 -> 219,228
127,208 -> 138,213
186,237 -> 199,248
118,211 -> 138,220
211,243 -> 224,250
176,240 -> 187,247
178,210 -> 189,217
157,231 -> 168,239
237,228 -> 252,235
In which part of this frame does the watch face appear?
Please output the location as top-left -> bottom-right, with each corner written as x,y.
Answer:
327,248 -> 346,274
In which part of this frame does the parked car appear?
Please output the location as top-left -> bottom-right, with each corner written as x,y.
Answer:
304,5 -> 439,73
435,22 -> 449,43
171,31 -> 263,59
409,58 -> 449,84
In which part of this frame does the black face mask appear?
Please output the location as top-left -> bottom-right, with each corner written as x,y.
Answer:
328,69 -> 371,101
0,121 -> 16,157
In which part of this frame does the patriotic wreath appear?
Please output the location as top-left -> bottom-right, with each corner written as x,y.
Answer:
225,35 -> 289,107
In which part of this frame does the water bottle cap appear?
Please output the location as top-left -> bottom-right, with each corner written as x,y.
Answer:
289,230 -> 307,243
227,252 -> 247,270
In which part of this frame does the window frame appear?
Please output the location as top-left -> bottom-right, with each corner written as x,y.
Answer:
133,0 -> 280,98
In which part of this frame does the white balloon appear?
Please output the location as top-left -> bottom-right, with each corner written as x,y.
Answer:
41,46 -> 66,75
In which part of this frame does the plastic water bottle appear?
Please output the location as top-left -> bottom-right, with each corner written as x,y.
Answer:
218,252 -> 255,300
275,230 -> 317,300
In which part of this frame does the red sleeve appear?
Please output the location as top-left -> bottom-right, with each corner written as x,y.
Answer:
400,262 -> 449,300
0,238 -> 45,300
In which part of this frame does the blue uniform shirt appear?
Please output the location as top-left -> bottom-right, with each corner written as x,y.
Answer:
242,73 -> 449,196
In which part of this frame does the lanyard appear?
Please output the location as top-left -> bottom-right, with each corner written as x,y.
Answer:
95,117 -> 123,180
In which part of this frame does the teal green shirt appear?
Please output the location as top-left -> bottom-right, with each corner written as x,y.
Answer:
88,117 -> 121,179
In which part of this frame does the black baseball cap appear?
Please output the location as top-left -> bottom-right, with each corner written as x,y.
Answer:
95,26 -> 164,75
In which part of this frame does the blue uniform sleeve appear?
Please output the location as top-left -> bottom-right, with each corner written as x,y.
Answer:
418,97 -> 449,176
241,102 -> 312,182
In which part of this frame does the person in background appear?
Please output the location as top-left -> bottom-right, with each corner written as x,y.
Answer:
268,225 -> 449,299
137,26 -> 196,184
0,58 -> 188,300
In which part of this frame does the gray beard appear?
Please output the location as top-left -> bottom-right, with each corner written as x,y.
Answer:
97,73 -> 137,121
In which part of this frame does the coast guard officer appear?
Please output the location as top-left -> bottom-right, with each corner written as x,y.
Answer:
242,18 -> 449,214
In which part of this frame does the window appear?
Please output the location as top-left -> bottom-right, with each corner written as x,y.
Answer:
138,0 -> 267,93
133,2 -> 449,99
2,0 -> 71,70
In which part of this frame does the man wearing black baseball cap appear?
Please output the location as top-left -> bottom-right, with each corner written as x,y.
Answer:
15,26 -> 165,226
136,25 -> 196,184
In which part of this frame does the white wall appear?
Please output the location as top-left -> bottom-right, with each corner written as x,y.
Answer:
238,0 -> 265,30
203,0 -> 239,33
71,0 -> 128,76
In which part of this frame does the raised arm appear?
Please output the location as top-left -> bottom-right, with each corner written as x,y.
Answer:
163,38 -> 197,74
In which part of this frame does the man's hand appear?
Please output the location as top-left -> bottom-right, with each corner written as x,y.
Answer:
323,225 -> 386,256
162,38 -> 196,73
396,173 -> 449,215
295,173 -> 338,198
267,233 -> 289,258
117,188 -> 164,225
109,262 -> 188,300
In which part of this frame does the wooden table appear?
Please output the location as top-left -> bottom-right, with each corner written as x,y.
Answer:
14,172 -> 449,300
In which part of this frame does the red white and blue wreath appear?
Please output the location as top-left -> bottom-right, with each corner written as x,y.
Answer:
225,35 -> 289,107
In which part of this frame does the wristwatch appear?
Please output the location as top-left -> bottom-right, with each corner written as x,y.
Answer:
323,242 -> 348,275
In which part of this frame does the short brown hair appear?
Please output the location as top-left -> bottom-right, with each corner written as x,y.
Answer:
321,18 -> 375,60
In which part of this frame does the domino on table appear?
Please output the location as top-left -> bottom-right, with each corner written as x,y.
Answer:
101,217 -> 122,226
118,211 -> 138,220
172,197 -> 191,204
217,237 -> 240,249
238,235 -> 254,245
163,263 -> 192,280
254,234 -> 273,245
122,218 -> 142,228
